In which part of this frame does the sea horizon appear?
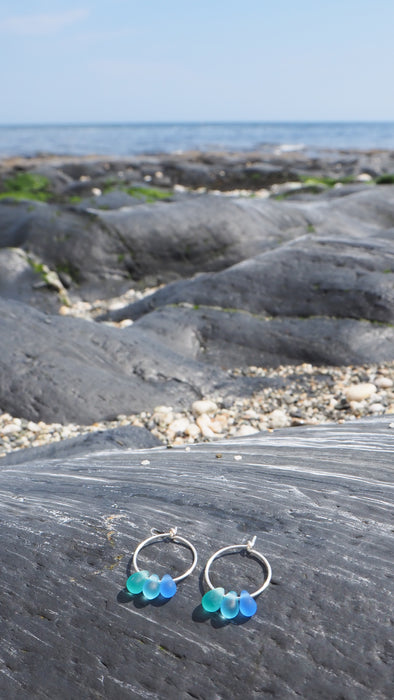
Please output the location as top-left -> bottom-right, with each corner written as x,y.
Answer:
1,121 -> 394,158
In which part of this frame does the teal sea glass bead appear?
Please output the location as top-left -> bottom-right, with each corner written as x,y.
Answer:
126,570 -> 149,594
201,587 -> 225,612
239,590 -> 257,617
160,574 -> 177,598
142,574 -> 161,599
220,591 -> 240,619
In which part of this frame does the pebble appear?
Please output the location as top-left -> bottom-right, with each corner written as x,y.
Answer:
1,361 -> 394,459
192,400 -> 218,416
344,383 -> 377,402
268,409 -> 289,429
374,376 -> 393,389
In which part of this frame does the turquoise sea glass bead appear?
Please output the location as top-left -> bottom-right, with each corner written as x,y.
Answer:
220,591 -> 240,619
126,570 -> 149,594
160,574 -> 177,598
142,574 -> 161,599
239,590 -> 257,617
201,587 -> 225,612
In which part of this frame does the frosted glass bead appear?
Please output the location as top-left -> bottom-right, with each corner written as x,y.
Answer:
126,570 -> 149,594
201,587 -> 225,612
220,591 -> 239,619
142,574 -> 161,599
160,574 -> 177,598
239,590 -> 257,617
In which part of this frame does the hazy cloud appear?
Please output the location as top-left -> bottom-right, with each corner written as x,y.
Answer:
0,9 -> 89,36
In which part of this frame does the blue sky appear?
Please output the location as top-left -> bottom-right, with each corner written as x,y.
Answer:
1,0 -> 393,124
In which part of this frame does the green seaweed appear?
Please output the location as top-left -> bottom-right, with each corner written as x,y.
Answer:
375,173 -> 394,185
125,186 -> 172,202
0,172 -> 51,201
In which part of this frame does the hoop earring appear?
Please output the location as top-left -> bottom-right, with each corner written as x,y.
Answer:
201,536 -> 272,619
126,527 -> 198,600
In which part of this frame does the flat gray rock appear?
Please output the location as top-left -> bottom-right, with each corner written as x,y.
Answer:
0,425 -> 161,465
0,298 -> 274,424
133,305 -> 394,367
0,416 -> 392,698
106,235 -> 394,326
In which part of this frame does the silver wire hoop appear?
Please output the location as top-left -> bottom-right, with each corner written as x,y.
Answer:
204,536 -> 272,599
132,527 -> 198,583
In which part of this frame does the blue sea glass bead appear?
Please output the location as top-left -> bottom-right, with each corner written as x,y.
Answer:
239,590 -> 257,617
201,587 -> 225,612
126,570 -> 149,594
160,574 -> 177,598
142,574 -> 161,599
220,591 -> 240,619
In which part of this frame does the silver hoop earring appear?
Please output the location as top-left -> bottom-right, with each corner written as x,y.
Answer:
126,527 -> 198,600
201,536 -> 272,619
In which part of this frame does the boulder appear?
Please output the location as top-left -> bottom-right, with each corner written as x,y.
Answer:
0,298 -> 275,424
132,305 -> 394,367
0,247 -> 62,312
0,416 -> 392,698
104,236 -> 394,325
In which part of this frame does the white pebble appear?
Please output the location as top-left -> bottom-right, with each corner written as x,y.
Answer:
196,414 -> 216,438
374,376 -> 393,389
369,403 -> 385,414
236,424 -> 260,437
344,383 -> 377,402
233,455 -> 242,461
268,409 -> 289,429
141,459 -> 150,466
168,418 -> 191,436
192,400 -> 218,416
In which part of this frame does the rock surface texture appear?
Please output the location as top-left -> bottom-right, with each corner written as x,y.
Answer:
0,417 -> 393,698
1,152 -> 394,423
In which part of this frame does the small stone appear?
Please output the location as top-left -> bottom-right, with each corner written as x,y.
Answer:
196,414 -> 216,438
236,424 -> 259,437
349,400 -> 366,414
369,403 -> 385,414
344,383 -> 376,402
140,459 -> 150,466
185,423 -> 200,439
268,409 -> 289,429
192,400 -> 218,416
2,423 -> 22,435
374,376 -> 393,389
168,417 -> 191,436
233,455 -> 242,461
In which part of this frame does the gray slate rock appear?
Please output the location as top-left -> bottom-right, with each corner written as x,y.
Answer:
133,305 -> 394,367
0,247 -> 61,312
0,425 -> 160,466
0,298 -> 274,424
0,417 -> 392,699
105,236 -> 394,325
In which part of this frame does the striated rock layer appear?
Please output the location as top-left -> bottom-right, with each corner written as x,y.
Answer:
0,416 -> 392,698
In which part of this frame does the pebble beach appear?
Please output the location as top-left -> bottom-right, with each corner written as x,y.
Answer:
2,358 -> 393,457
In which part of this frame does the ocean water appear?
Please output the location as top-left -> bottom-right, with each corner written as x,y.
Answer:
0,122 -> 394,158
